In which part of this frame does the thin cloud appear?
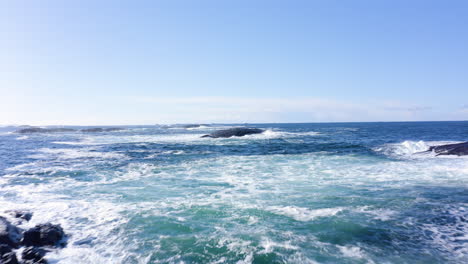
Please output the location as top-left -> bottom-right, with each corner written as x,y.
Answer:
125,96 -> 438,123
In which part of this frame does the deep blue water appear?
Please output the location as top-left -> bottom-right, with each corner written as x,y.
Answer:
0,122 -> 467,263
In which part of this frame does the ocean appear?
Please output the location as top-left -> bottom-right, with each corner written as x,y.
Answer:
0,122 -> 467,263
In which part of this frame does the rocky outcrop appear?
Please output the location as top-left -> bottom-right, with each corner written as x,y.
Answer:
80,127 -> 123,133
14,128 -> 75,134
428,141 -> 468,156
22,224 -> 65,247
0,212 -> 67,264
201,128 -> 264,138
14,128 -> 46,134
15,127 -> 124,134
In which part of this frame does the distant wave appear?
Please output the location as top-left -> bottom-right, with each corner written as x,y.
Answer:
52,129 -> 321,145
238,129 -> 321,140
28,147 -> 127,160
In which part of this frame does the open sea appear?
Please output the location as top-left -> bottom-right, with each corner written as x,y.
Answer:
0,122 -> 467,264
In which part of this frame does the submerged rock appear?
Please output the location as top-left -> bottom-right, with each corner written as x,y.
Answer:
22,247 -> 48,264
21,224 -> 65,247
201,128 -> 264,138
428,141 -> 468,156
0,217 -> 21,248
6,211 -> 32,222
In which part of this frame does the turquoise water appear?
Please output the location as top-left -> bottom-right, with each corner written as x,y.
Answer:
0,122 -> 467,263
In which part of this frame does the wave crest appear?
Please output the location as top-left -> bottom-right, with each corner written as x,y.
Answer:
374,140 -> 463,158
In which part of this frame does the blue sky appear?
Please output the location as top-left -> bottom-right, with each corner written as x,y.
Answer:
1,0 -> 467,125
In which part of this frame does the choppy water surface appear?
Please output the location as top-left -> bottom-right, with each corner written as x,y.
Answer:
1,122 -> 467,263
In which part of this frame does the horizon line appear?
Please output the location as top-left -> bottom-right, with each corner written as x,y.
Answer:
2,119 -> 468,127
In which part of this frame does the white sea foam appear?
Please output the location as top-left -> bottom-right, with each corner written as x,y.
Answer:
258,237 -> 299,254
420,205 -> 468,261
0,188 -> 131,264
242,129 -> 320,140
28,147 -> 126,159
52,128 -> 321,146
3,130 -> 468,263
355,206 -> 398,221
337,245 -> 367,259
185,125 -> 211,130
267,206 -> 344,221
54,134 -> 206,145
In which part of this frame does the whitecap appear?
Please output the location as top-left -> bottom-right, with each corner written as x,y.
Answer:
354,206 -> 398,221
28,148 -> 126,160
374,140 -> 467,159
337,245 -> 367,259
54,133 -> 206,145
267,206 -> 344,221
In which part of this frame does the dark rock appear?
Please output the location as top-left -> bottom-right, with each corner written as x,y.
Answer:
14,128 -> 75,134
161,124 -> 209,129
105,127 -> 124,132
201,128 -> 264,138
182,124 -> 208,129
0,244 -> 12,256
0,252 -> 18,264
46,128 -> 75,133
0,245 -> 17,264
81,128 -> 104,132
0,217 -> 21,248
21,224 -> 65,247
6,211 -> 32,222
22,247 -> 47,264
427,141 -> 468,156
81,127 -> 123,133
14,128 -> 46,134
183,124 -> 200,129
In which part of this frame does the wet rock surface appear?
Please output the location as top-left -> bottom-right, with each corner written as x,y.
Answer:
22,247 -> 48,264
0,251 -> 18,264
6,211 -> 32,222
428,141 -> 468,156
201,127 -> 264,138
0,217 -> 21,248
0,213 -> 67,264
22,224 -> 65,247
